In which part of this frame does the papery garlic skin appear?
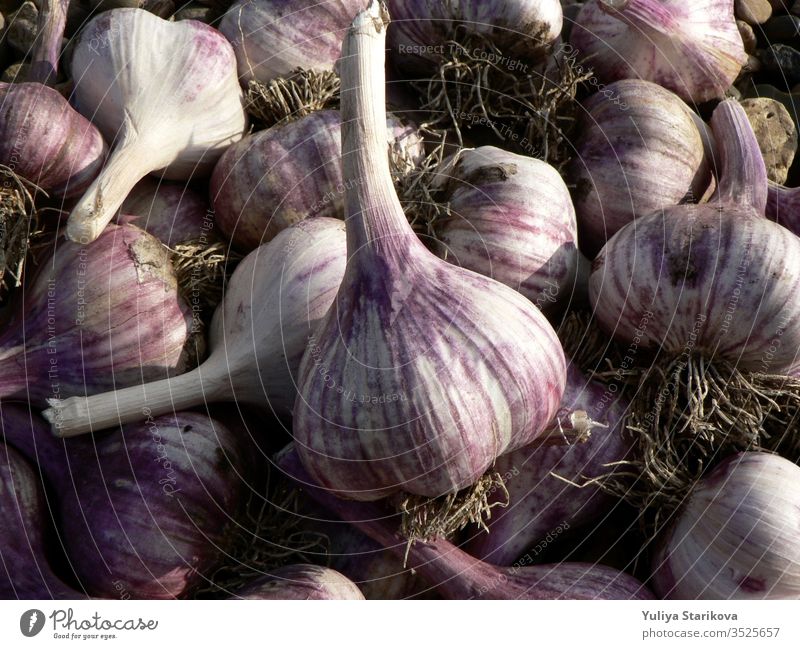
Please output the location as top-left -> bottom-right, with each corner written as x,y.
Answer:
292,1 -> 566,502
588,100 -> 800,371
433,146 -> 581,317
569,80 -> 710,256
116,177 -> 211,246
232,565 -> 365,600
67,8 -> 246,243
219,0 -> 365,85
210,110 -> 423,251
0,223 -> 193,406
652,452 -> 800,599
0,82 -> 106,197
387,0 -> 563,75
570,0 -> 746,104
465,362 -> 630,565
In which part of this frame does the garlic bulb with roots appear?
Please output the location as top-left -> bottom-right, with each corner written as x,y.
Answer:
569,80 -> 711,257
43,217 -> 347,436
431,145 -> 583,318
210,109 -> 423,251
66,8 -> 247,244
652,452 -> 800,599
570,0 -> 746,104
587,99 -> 800,523
291,2 -> 565,503
0,223 -> 194,407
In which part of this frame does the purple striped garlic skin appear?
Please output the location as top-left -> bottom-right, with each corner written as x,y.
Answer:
3,406 -> 247,599
766,182 -> 800,238
42,217 -> 347,436
433,146 -> 581,317
386,0 -> 562,75
589,100 -> 800,372
0,82 -> 106,198
570,0 -> 746,104
210,110 -> 423,251
0,441 -> 87,599
589,204 -> 800,372
569,80 -> 710,257
0,223 -> 192,406
651,452 -> 800,600
67,8 -> 246,243
231,565 -> 365,600
465,362 -> 630,566
292,0 -> 566,502
116,178 -> 211,247
219,0 -> 365,85
279,444 -> 654,600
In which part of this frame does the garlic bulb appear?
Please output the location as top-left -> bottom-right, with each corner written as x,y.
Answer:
43,217 -> 347,436
218,0 -> 364,85
231,565 -> 365,600
432,146 -> 582,317
570,0 -> 747,104
569,80 -> 711,256
464,361 -> 631,565
387,0 -> 563,75
292,1 -> 565,502
588,99 -> 800,370
210,109 -> 423,251
0,223 -> 193,407
652,452 -> 800,599
0,82 -> 106,197
116,177 -> 211,246
66,8 -> 247,243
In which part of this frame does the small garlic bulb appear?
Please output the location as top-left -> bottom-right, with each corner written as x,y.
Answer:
652,452 -> 800,599
570,0 -> 746,104
568,80 -> 711,256
432,146 -> 583,317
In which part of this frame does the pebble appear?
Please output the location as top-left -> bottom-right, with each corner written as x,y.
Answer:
173,5 -> 214,23
741,98 -> 798,183
793,1 -> 800,18
760,44 -> 800,86
762,15 -> 800,43
736,0 -> 773,26
4,1 -> 37,56
0,61 -> 29,83
738,20 -> 758,55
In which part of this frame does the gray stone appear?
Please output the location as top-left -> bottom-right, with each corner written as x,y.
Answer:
760,44 -> 800,85
742,97 -> 798,183
4,1 -> 37,56
0,60 -> 29,83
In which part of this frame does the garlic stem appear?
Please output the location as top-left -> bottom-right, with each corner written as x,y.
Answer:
710,100 -> 768,213
340,0 -> 421,259
44,364 -> 226,438
66,128 -> 155,243
599,0 -> 676,35
28,0 -> 69,86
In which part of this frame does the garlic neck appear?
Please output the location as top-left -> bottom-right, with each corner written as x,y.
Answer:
600,0 -> 677,36
340,0 -> 421,263
28,0 -> 70,86
709,100 -> 768,213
